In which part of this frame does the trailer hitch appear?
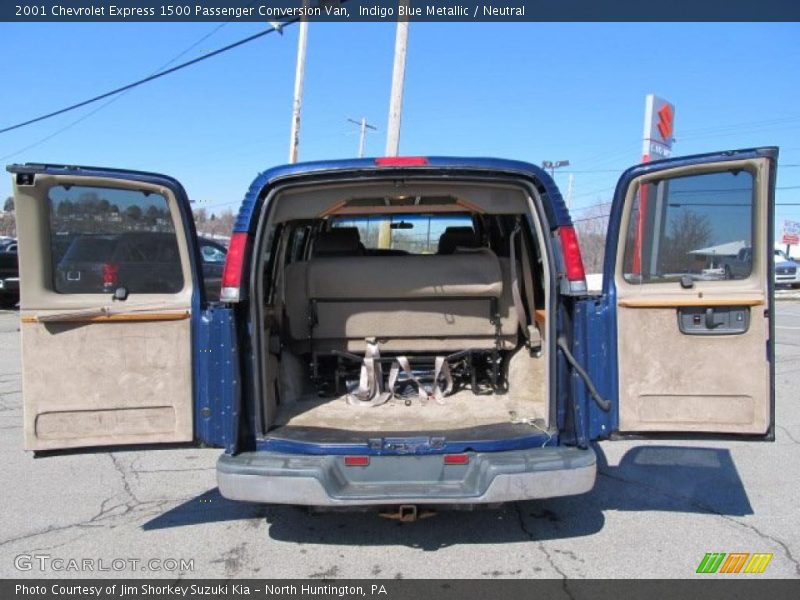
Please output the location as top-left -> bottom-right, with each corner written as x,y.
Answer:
379,505 -> 436,523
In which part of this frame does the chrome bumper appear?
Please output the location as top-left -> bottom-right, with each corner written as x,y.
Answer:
217,445 -> 596,506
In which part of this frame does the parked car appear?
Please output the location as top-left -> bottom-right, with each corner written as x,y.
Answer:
0,242 -> 18,308
7,148 -> 777,512
198,237 -> 227,302
55,232 -> 183,295
775,249 -> 800,288
721,247 -> 753,279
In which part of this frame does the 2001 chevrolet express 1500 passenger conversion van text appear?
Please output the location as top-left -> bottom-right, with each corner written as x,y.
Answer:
8,147 -> 777,508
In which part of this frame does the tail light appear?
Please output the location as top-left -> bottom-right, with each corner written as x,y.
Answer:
220,232 -> 248,302
558,226 -> 587,294
375,156 -> 429,167
102,263 -> 118,288
344,456 -> 370,467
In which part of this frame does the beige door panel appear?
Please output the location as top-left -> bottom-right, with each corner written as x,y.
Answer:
23,317 -> 193,450
13,171 -> 196,451
613,156 -> 772,435
617,306 -> 769,434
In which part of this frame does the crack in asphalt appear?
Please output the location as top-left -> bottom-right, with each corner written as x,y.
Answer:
132,467 -> 215,474
0,454 -> 193,553
599,469 -> 800,576
777,425 -> 800,445
109,453 -> 143,506
512,504 -> 575,597
0,494 -> 191,551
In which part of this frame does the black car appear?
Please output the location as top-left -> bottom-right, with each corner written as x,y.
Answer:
0,242 -> 18,308
198,237 -> 227,301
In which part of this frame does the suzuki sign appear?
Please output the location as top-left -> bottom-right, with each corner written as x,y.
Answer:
642,94 -> 676,160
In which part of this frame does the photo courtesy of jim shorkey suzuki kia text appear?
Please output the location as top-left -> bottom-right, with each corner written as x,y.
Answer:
14,584 -> 389,596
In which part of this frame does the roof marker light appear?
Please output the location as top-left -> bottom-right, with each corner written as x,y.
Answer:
375,157 -> 429,167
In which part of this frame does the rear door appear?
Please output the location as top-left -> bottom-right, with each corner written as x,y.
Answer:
605,148 -> 776,437
8,164 -> 202,451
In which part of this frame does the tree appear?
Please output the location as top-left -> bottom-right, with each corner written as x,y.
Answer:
194,208 -> 208,224
3,197 -> 13,213
125,205 -> 143,221
661,209 -> 713,273
574,203 -> 611,274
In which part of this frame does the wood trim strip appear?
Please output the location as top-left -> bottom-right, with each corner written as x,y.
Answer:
21,312 -> 190,324
618,298 -> 764,308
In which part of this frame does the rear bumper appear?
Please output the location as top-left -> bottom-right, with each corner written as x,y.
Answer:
776,275 -> 800,284
217,445 -> 596,506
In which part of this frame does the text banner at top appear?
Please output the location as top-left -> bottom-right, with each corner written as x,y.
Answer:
4,0 -> 800,22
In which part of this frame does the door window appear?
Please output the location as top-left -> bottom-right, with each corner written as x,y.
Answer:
48,185 -> 184,294
622,170 -> 755,284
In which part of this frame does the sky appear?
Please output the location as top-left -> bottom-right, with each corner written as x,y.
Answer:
1,22 -> 799,239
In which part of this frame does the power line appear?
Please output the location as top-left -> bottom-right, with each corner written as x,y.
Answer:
0,20 -> 297,136
572,201 -> 800,224
679,114 -> 800,138
0,22 -> 237,161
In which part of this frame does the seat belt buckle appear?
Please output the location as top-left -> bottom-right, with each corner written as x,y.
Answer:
525,325 -> 542,350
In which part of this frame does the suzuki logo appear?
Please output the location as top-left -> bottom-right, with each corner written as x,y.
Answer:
657,104 -> 674,141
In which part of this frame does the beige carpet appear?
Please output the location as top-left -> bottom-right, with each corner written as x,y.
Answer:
274,354 -> 546,432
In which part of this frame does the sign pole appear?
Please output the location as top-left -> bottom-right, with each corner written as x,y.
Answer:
633,95 -> 676,276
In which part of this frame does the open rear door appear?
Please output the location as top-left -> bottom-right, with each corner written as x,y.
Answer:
8,164 -> 201,451
606,148 -> 776,438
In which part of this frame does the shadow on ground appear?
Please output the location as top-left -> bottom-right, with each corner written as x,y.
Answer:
143,444 -> 751,549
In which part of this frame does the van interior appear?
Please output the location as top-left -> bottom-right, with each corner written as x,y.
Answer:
254,180 -> 553,446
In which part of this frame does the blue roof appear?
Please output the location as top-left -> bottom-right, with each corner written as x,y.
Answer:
233,156 -> 571,233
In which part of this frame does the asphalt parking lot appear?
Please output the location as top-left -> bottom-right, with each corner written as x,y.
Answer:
0,302 -> 798,579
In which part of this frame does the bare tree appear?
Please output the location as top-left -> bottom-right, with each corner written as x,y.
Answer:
661,209 -> 713,273
0,214 -> 15,237
574,203 -> 611,274
194,208 -> 235,239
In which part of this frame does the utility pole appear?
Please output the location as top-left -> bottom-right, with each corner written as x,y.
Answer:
566,173 -> 574,210
379,1 -> 410,249
288,10 -> 309,164
384,1 -> 409,157
347,117 -> 377,158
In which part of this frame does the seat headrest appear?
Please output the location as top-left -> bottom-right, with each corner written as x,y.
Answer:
438,227 -> 480,255
314,227 -> 362,257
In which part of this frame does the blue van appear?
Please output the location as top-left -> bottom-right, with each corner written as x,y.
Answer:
7,147 -> 776,511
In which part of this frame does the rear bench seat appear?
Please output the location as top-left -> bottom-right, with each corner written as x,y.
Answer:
283,228 -> 518,354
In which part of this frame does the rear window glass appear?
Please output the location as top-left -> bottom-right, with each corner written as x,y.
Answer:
48,185 -> 184,294
331,214 -> 474,255
622,170 -> 755,284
